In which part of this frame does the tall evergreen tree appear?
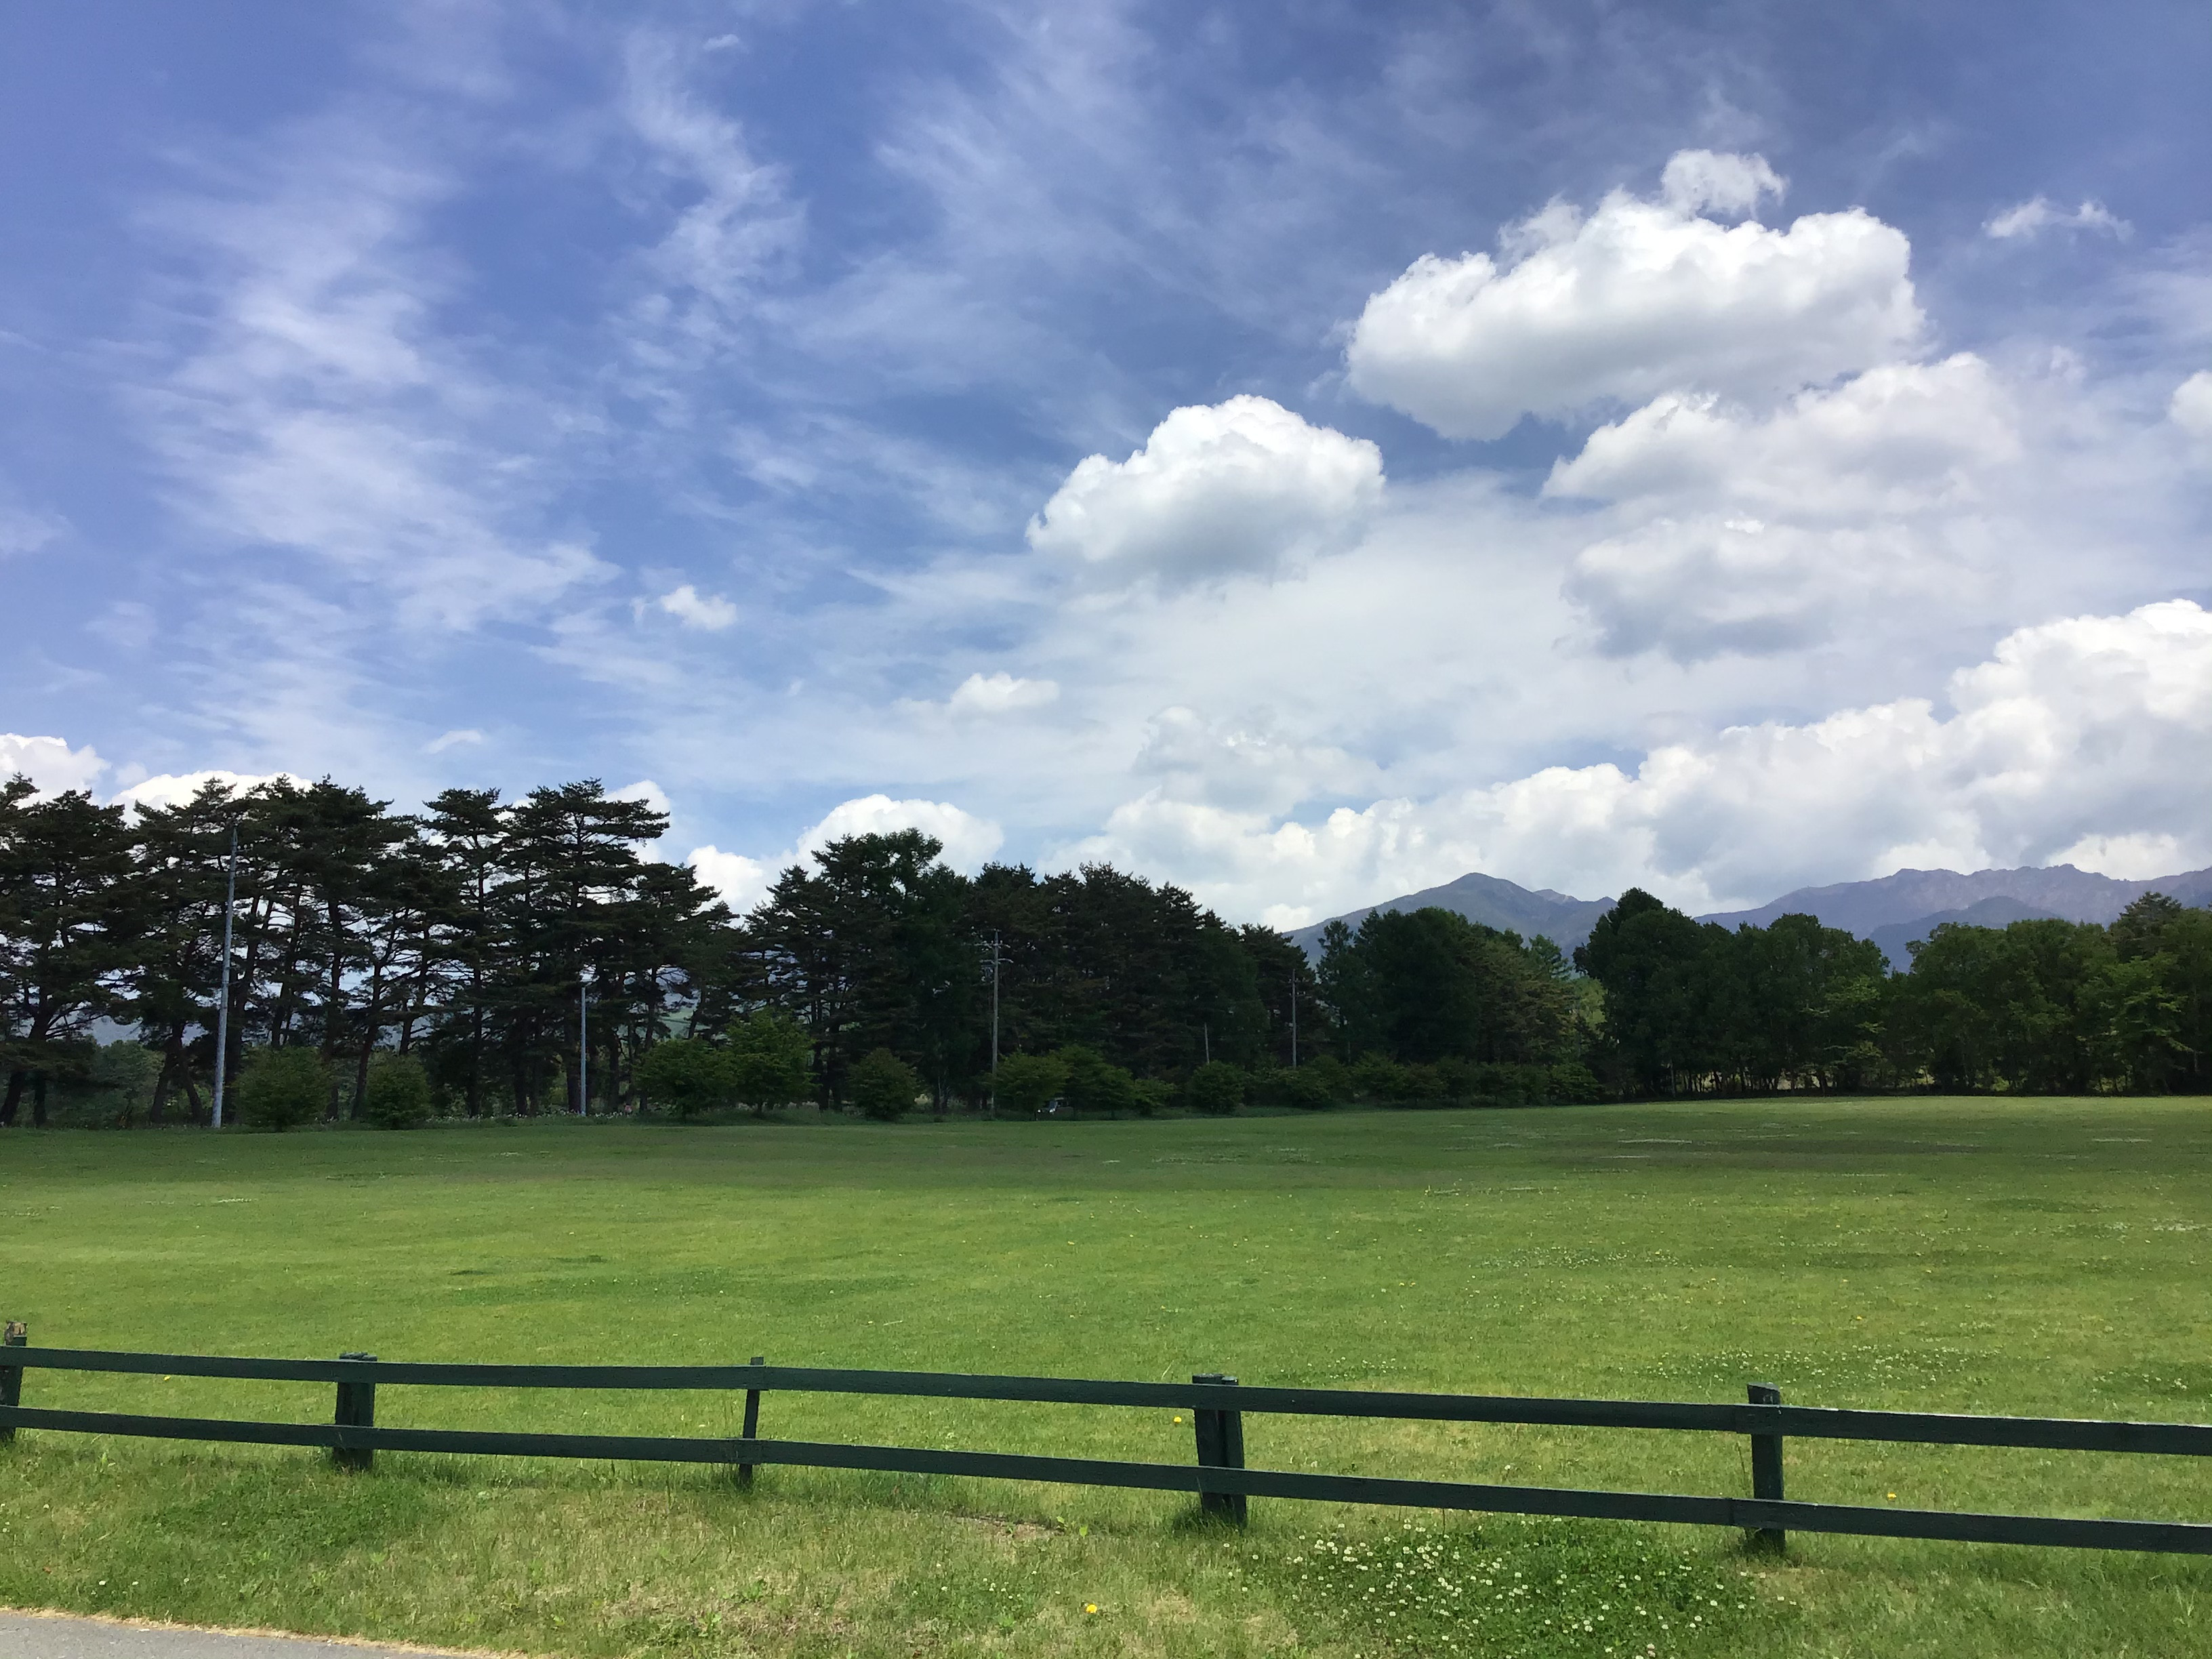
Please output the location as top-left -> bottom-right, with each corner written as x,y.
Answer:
0,781 -> 142,1127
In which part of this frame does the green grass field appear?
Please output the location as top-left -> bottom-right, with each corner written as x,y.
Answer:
3,1098 -> 2209,1658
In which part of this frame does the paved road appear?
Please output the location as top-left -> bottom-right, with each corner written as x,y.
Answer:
0,1614 -> 480,1659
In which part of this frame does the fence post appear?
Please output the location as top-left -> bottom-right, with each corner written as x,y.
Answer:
1192,1372 -> 1247,1525
1,1321 -> 24,1444
333,1352 -> 377,1473
738,1355 -> 764,1489
1746,1381 -> 1785,1553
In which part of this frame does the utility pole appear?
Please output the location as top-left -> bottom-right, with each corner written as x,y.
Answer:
984,931 -> 1008,1113
578,968 -> 590,1115
211,820 -> 238,1130
1289,969 -> 1298,1068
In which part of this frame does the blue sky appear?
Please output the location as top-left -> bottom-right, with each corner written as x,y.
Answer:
3,0 -> 2208,923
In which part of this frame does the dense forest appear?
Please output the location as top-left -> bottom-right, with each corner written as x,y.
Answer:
1,773 -> 2207,1128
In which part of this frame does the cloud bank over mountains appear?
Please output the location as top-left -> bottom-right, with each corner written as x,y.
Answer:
1072,598 -> 2211,928
6,3 -> 2206,934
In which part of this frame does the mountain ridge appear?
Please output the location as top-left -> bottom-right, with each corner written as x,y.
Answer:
1700,862 -> 2212,935
1286,861 -> 2212,960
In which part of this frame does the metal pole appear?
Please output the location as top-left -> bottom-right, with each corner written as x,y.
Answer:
1289,970 -> 1297,1068
983,930 -> 1007,1114
211,821 -> 238,1129
578,970 -> 588,1116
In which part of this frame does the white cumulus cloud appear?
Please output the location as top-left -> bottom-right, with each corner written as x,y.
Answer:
1345,150 -> 1921,439
945,671 -> 1060,716
2051,831 -> 2189,881
798,794 -> 1003,868
110,769 -> 295,814
657,583 -> 739,630
1658,148 -> 1786,217
1548,356 -> 2026,663
688,794 -> 1005,914
1547,354 -> 2019,520
611,778 -> 673,816
687,845 -> 774,913
1542,355 -> 2024,660
1984,197 -> 2131,241
1027,395 -> 1383,586
0,734 -> 107,797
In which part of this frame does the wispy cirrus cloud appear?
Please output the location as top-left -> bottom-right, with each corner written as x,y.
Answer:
1985,196 -> 2131,241
141,112 -> 612,630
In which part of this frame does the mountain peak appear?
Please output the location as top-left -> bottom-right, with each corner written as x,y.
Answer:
1286,872 -> 1616,958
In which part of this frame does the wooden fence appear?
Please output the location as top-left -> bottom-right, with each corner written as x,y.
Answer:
4,1322 -> 2209,1555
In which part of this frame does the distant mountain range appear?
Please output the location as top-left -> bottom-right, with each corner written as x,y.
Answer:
1286,861 -> 2212,966
1698,863 -> 2212,935
1708,862 -> 2212,970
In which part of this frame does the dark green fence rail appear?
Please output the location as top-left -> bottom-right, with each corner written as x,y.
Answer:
3,1323 -> 2209,1556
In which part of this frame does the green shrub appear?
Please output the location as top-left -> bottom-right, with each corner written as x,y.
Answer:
991,1052 -> 1069,1115
1279,1067 -> 1335,1110
636,1036 -> 732,1118
363,1052 -> 433,1129
236,1046 -> 327,1131
1055,1044 -> 1137,1115
848,1048 -> 921,1120
1546,1060 -> 1605,1103
1130,1078 -> 1174,1117
1399,1062 -> 1448,1104
1186,1061 -> 1246,1116
1349,1052 -> 1405,1102
726,1010 -> 813,1112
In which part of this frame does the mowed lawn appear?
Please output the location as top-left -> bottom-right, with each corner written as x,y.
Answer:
3,1097 -> 2209,1658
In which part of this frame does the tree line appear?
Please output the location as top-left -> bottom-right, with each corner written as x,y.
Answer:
4,771 -> 2206,1128
1576,888 -> 2212,1097
0,774 -> 1321,1127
